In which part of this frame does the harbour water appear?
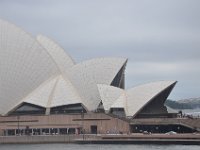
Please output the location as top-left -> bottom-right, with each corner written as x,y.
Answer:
0,144 -> 199,150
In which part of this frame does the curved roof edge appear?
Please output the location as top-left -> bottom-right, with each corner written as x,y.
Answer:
126,80 -> 177,117
36,34 -> 75,73
0,19 -> 60,68
70,57 -> 128,85
67,57 -> 128,111
0,19 -> 59,115
97,84 -> 124,111
4,76 -> 59,115
4,75 -> 84,115
49,75 -> 83,108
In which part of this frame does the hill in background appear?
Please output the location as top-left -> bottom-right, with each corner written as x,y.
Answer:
165,98 -> 200,110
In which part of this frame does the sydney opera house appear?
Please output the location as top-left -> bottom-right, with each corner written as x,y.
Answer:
0,19 -> 199,136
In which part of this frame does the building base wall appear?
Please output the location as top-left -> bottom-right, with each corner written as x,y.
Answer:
0,113 -> 130,136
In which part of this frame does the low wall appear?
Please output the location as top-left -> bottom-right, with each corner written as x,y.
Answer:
1,134 -> 200,144
0,135 -> 101,144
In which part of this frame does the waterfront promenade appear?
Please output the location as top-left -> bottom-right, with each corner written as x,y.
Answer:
1,133 -> 200,145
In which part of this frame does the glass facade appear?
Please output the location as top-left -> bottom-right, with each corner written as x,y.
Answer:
110,108 -> 126,118
9,102 -> 46,115
50,103 -> 86,114
4,127 -> 78,136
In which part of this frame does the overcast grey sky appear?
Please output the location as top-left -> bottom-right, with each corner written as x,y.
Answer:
0,0 -> 200,100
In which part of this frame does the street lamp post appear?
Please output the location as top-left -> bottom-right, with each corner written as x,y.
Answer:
17,115 -> 20,136
81,109 -> 85,140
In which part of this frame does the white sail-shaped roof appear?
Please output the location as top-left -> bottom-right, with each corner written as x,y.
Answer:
22,76 -> 59,108
112,81 -> 177,117
111,92 -> 126,108
50,75 -> 82,108
70,58 -> 127,85
97,84 -> 124,111
68,57 -> 127,111
6,76 -> 59,114
0,19 -> 178,117
0,19 -> 128,114
36,35 -> 75,73
0,19 -> 59,115
7,75 -> 83,115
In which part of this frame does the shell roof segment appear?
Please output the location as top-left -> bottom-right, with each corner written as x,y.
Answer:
6,75 -> 83,115
67,57 -> 128,111
97,84 -> 124,111
36,34 -> 75,73
0,19 -> 59,115
115,81 -> 177,117
70,57 -> 127,85
50,75 -> 82,108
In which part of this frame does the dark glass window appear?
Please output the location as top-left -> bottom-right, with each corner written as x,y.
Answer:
8,102 -> 46,116
50,103 -> 86,114
110,108 -> 126,118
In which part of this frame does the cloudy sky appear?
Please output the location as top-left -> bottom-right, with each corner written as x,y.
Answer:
0,0 -> 200,100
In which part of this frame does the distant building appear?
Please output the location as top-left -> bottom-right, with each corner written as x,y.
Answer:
0,19 -> 199,136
